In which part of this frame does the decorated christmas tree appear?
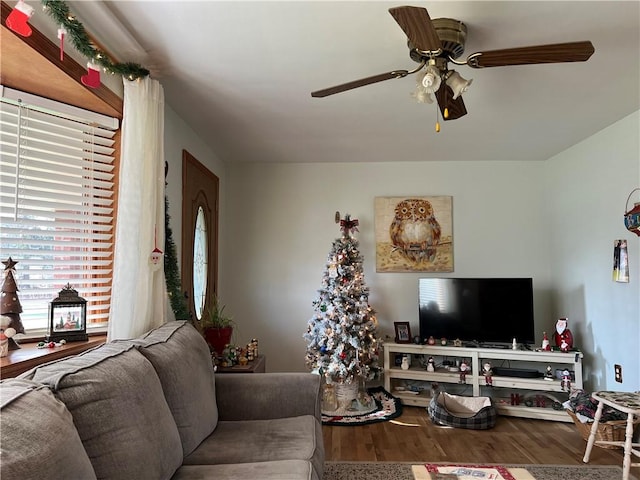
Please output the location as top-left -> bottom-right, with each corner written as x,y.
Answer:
1,257 -> 26,350
304,213 -> 380,385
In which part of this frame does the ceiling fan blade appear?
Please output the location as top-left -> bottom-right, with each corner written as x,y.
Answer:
435,85 -> 467,121
311,70 -> 408,98
467,41 -> 594,68
389,6 -> 442,53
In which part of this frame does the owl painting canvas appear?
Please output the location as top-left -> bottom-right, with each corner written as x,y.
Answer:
375,196 -> 453,272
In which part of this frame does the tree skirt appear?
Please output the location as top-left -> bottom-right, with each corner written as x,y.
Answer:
322,386 -> 403,426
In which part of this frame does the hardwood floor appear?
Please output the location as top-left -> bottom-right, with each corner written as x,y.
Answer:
323,406 -> 633,469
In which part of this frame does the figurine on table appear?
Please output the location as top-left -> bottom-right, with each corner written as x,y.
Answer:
459,360 -> 468,384
554,318 -> 574,352
401,355 -> 410,370
483,362 -> 493,386
541,331 -> 551,351
426,356 -> 435,372
544,365 -> 554,381
561,369 -> 572,391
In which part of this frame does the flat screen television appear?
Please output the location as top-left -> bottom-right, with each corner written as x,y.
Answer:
418,277 -> 535,346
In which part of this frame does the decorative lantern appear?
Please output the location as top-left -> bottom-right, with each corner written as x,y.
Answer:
47,284 -> 88,342
624,188 -> 640,237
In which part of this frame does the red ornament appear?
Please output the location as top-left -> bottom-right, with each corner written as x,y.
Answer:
81,62 -> 101,89
340,352 -> 346,359
5,0 -> 34,37
57,25 -> 67,61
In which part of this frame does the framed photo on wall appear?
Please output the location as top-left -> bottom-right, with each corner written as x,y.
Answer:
375,196 -> 453,272
394,322 -> 412,344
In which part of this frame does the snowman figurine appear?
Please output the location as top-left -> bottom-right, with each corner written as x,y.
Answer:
401,355 -> 410,370
0,315 -> 17,358
426,356 -> 435,372
544,365 -> 554,381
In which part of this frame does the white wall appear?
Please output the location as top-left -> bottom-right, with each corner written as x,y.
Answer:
546,111 -> 640,392
163,104 -> 228,298
164,100 -> 639,392
225,161 -> 551,373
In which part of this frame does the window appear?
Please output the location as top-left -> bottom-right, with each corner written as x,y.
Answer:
0,86 -> 119,335
193,205 -> 208,321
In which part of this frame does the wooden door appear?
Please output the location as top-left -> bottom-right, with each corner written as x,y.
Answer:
181,150 -> 219,321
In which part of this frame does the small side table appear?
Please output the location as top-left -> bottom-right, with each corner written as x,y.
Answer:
215,355 -> 266,373
582,391 -> 640,480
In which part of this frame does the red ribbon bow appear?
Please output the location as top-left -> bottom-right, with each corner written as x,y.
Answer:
339,216 -> 359,235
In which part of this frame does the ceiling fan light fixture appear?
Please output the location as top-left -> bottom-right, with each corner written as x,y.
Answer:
446,70 -> 472,99
411,87 -> 434,104
420,65 -> 442,93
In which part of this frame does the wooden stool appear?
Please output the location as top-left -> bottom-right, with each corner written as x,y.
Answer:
582,391 -> 640,480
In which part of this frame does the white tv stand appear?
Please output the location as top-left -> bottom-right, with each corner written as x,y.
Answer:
383,342 -> 583,422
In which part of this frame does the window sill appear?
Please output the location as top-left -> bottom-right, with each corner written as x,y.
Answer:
0,335 -> 107,379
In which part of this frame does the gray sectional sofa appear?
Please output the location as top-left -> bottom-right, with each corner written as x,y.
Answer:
0,321 -> 324,480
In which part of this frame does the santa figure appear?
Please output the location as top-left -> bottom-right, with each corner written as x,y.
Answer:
459,360 -> 468,384
561,369 -> 572,391
553,318 -> 573,352
483,362 -> 493,386
541,331 -> 551,351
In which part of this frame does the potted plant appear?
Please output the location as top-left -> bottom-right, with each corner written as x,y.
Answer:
198,294 -> 234,356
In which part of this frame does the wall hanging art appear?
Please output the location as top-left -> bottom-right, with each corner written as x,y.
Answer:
375,196 -> 453,272
612,239 -> 629,283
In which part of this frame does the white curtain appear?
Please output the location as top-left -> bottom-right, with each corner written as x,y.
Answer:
108,77 -> 172,340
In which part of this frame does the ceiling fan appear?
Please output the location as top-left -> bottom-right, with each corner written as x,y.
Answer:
311,6 -> 595,122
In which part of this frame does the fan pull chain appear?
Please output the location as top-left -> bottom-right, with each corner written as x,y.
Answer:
435,104 -> 441,133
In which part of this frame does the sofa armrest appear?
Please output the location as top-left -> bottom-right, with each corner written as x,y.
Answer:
215,372 -> 321,422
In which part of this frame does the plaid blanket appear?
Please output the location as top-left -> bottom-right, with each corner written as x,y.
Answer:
567,389 -> 626,422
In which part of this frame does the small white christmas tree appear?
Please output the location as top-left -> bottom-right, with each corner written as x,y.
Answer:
304,213 -> 380,384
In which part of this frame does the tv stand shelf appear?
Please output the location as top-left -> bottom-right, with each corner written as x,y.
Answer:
383,342 -> 583,422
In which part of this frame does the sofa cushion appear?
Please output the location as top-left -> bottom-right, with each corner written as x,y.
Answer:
172,460 -> 317,480
127,320 -> 218,456
20,342 -> 183,480
183,415 -> 324,477
0,378 -> 97,480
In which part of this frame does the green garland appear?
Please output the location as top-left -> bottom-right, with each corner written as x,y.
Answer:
41,0 -> 149,80
164,197 -> 190,320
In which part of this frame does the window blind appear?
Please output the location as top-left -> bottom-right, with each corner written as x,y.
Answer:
0,86 -> 119,333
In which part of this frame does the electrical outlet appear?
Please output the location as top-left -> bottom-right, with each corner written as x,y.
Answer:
614,364 -> 623,383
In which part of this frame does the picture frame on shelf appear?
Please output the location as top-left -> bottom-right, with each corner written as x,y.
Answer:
394,321 -> 412,343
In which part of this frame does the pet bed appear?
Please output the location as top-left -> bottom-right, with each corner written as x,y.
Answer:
428,392 -> 497,430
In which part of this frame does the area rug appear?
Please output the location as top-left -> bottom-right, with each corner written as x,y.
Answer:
416,464 -> 531,479
322,386 -> 403,426
323,461 -> 634,480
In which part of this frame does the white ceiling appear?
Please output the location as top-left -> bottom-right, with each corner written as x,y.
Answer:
69,2 -> 640,163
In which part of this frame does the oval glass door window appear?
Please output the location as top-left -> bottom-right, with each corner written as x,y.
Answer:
193,206 -> 208,320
